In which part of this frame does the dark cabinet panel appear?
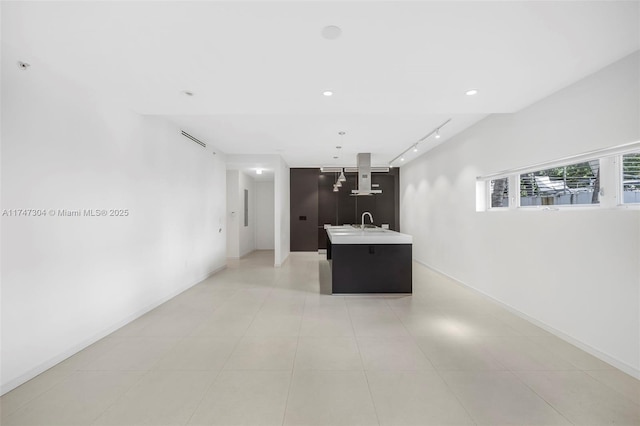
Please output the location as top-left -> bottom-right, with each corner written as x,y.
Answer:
318,173 -> 338,225
336,174 -> 357,225
330,243 -> 412,293
370,173 -> 398,230
317,173 -> 338,250
292,168 -> 400,250
290,168 -> 320,251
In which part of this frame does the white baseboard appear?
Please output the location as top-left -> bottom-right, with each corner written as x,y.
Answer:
275,252 -> 289,268
413,259 -> 640,379
1,264 -> 227,396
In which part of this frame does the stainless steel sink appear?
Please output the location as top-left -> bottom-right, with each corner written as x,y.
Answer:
350,224 -> 378,229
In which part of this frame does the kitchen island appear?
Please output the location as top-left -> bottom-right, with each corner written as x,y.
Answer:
326,225 -> 412,294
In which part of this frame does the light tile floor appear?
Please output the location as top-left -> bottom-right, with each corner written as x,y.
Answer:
2,251 -> 639,425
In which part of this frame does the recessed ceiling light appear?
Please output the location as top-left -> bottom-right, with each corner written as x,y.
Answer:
323,91 -> 333,97
183,90 -> 194,96
465,89 -> 478,96
333,156 -> 339,159
336,146 -> 342,149
256,169 -> 263,175
400,157 -> 405,162
321,25 -> 342,40
338,131 -> 346,135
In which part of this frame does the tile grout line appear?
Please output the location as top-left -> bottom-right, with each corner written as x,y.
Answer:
0,369 -> 73,418
90,302 -> 232,424
280,275 -> 306,426
182,277 -> 258,425
582,370 -> 640,408
347,298 -> 382,426
86,369 -> 154,425
391,296 -> 481,426
179,262 -> 276,425
189,256 -> 278,424
8,253 -> 638,425
182,338 -> 244,425
507,370 -> 576,425
87,332 -> 187,424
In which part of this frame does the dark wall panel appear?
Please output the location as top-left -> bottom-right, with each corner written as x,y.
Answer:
317,173 -> 338,249
292,167 -> 400,250
290,168 -> 320,251
336,174 -> 357,225
370,172 -> 398,230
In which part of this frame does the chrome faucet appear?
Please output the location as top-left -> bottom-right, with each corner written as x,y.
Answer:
361,212 -> 373,229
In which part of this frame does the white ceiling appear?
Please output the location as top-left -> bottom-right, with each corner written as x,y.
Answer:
3,1 -> 639,167
226,154 -> 280,182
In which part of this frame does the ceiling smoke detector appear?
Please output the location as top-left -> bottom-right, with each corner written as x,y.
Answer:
321,26 -> 342,40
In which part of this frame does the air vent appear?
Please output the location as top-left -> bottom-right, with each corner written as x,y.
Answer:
181,130 -> 206,148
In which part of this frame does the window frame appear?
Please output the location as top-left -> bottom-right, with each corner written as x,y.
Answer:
476,141 -> 640,212
487,176 -> 510,210
619,151 -> 640,207
517,159 -> 601,209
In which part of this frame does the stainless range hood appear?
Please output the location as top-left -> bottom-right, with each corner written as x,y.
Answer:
351,153 -> 382,196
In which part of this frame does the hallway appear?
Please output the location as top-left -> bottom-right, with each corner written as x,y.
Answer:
1,251 -> 638,425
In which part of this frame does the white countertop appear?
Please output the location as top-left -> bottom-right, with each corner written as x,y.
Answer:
326,225 -> 413,245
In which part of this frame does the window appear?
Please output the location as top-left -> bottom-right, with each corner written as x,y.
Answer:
622,152 -> 640,204
519,160 -> 599,206
476,141 -> 640,211
489,177 -> 509,208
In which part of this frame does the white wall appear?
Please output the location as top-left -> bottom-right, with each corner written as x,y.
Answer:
226,154 -> 287,266
225,170 -> 240,258
255,181 -> 275,250
238,171 -> 256,257
1,53 -> 228,393
274,156 -> 290,267
400,52 -> 640,376
226,170 -> 256,259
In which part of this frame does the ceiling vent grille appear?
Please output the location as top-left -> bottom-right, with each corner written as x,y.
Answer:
181,130 -> 206,148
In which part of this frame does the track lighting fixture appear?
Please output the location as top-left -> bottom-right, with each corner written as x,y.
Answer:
338,169 -> 346,182
389,118 -> 452,166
